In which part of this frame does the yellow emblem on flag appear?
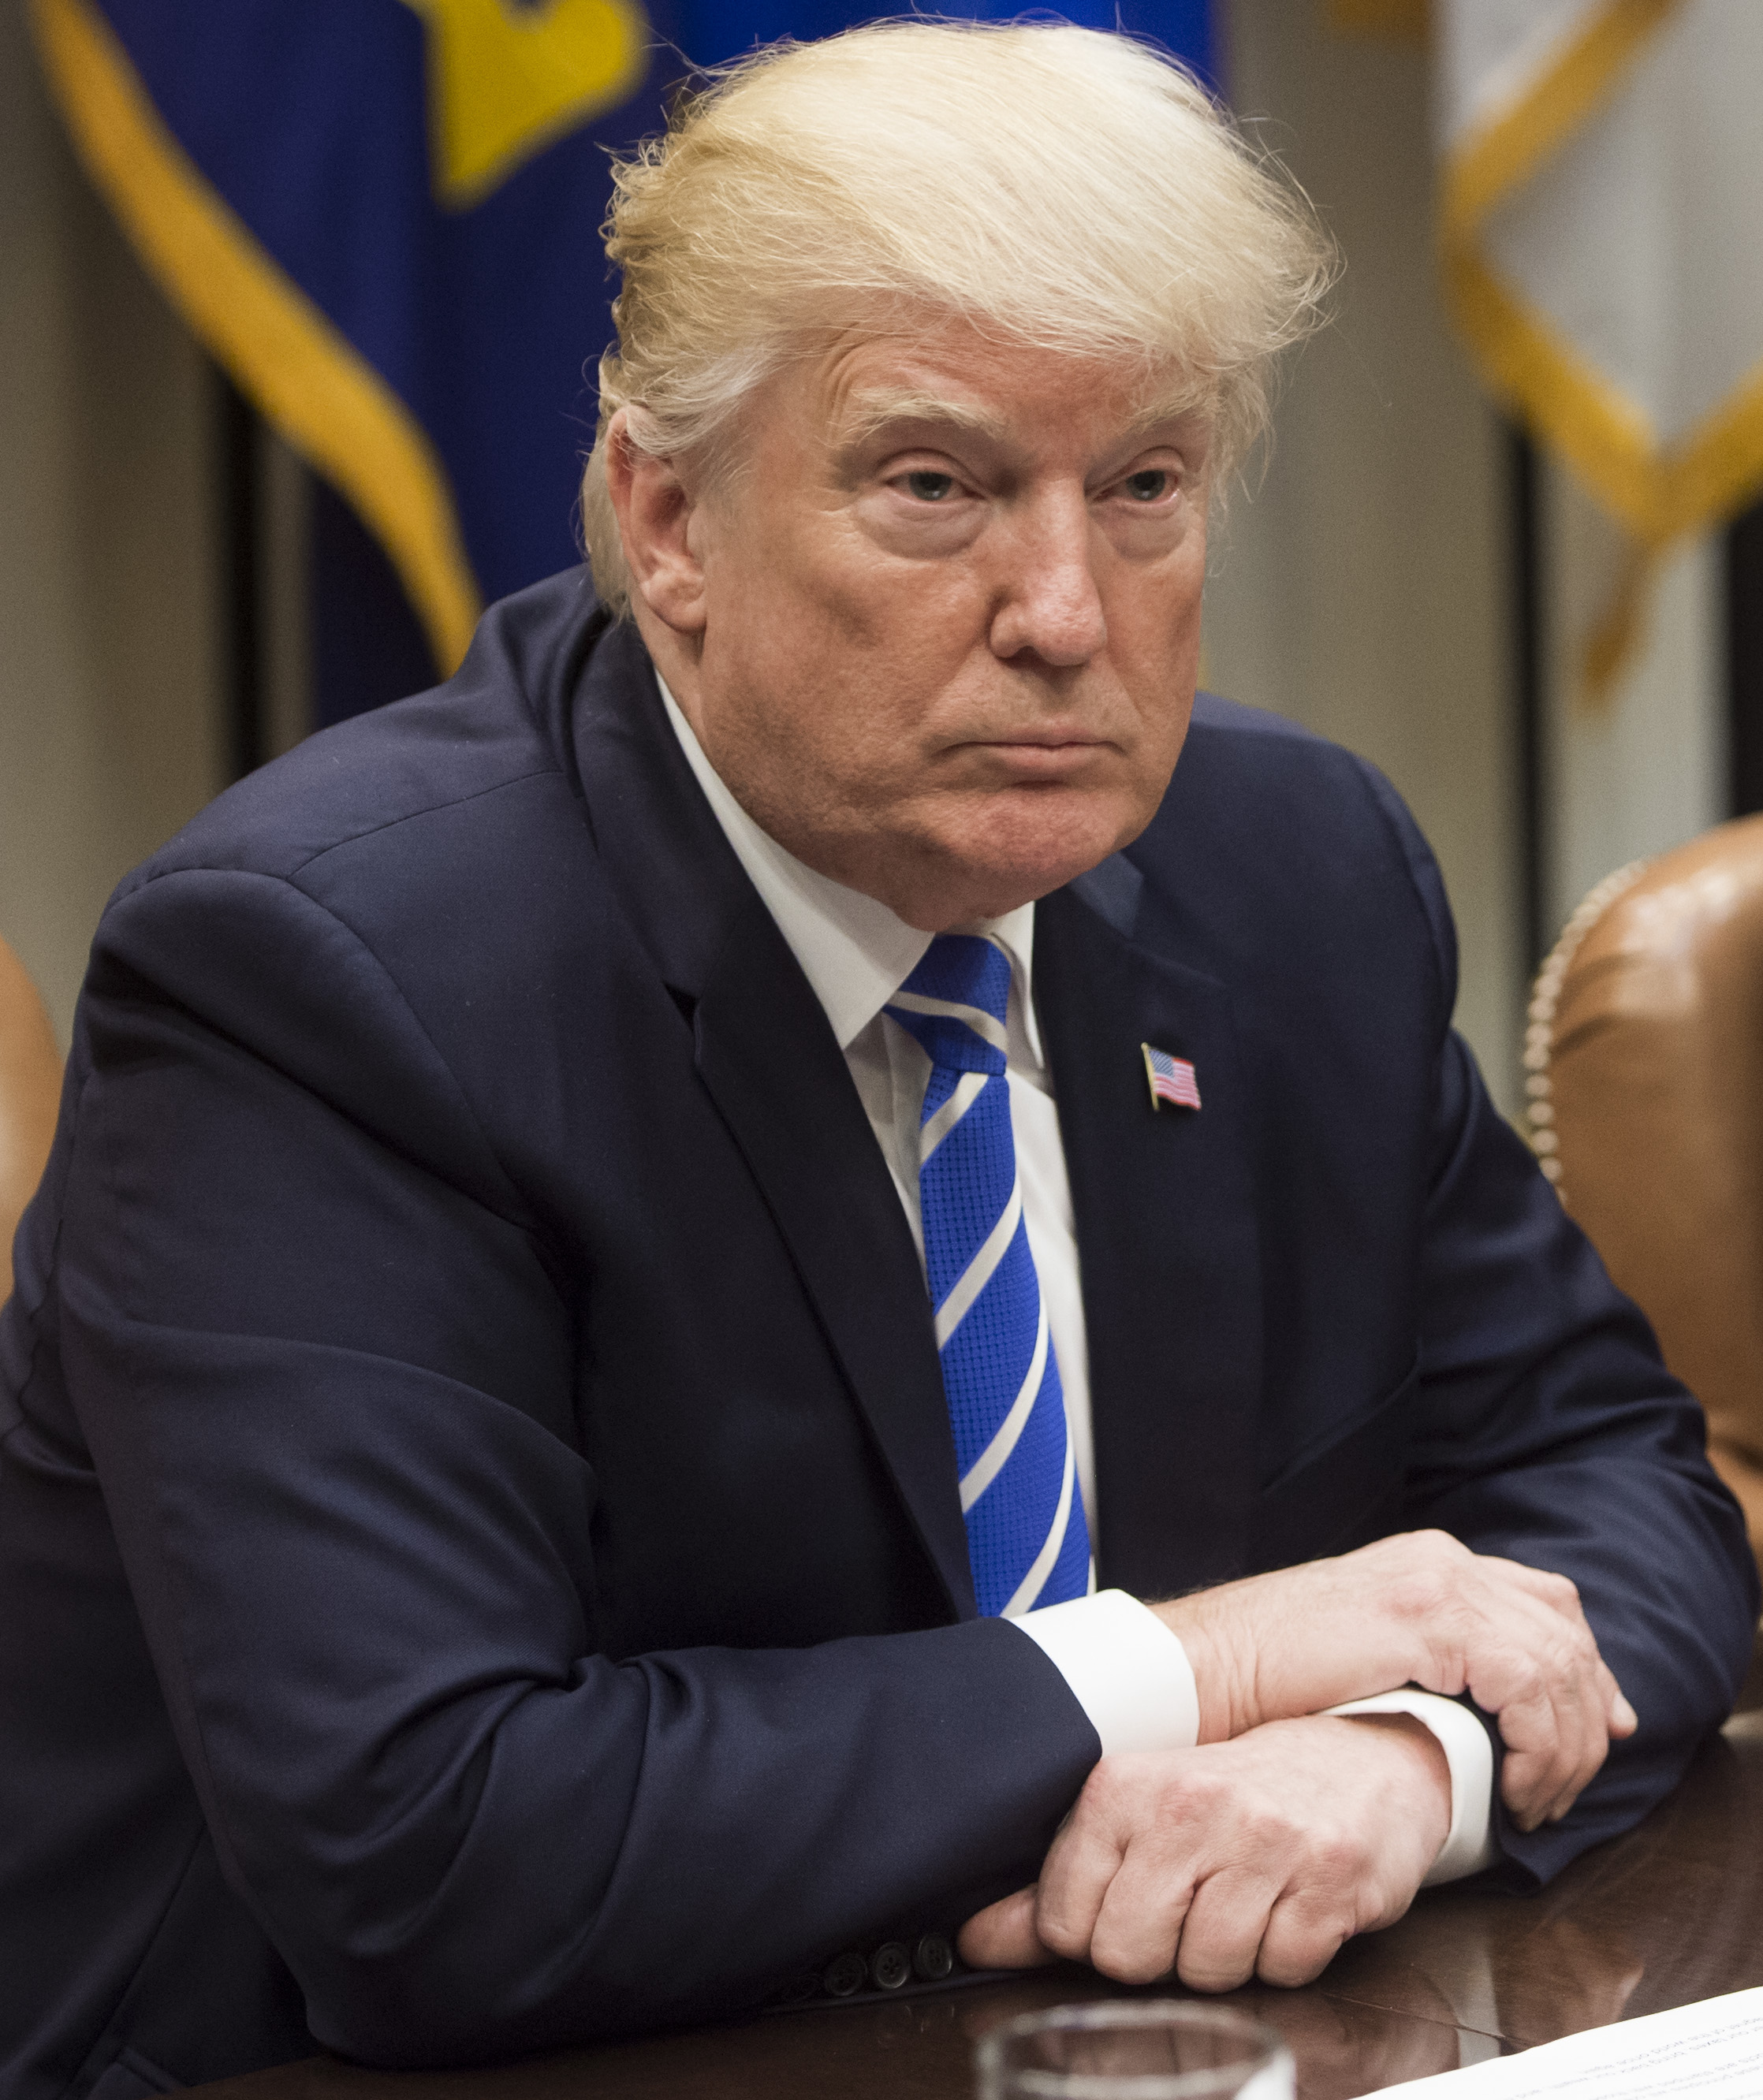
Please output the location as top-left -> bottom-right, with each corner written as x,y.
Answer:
401,0 -> 650,210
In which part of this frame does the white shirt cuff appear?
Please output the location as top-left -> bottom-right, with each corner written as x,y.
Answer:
1011,1588 -> 1199,1756
1325,1690 -> 1497,1885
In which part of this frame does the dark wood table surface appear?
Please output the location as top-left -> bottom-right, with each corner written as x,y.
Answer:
194,1712 -> 1763,2100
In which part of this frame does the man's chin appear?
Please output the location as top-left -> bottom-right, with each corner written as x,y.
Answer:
822,789 -> 1156,927
897,847 -> 1136,931
948,813 -> 1150,916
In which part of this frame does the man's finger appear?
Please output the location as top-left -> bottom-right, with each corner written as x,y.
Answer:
1500,1722 -> 1604,1829
1166,1870 -> 1276,1993
1500,1650 -> 1633,1826
1254,1887 -> 1355,1989
1031,1770 -> 1142,1964
957,1886 -> 1051,1970
1477,1555 -> 1590,1620
1498,1678 -> 1609,1828
1556,1681 -> 1638,1825
1463,1558 -> 1634,1752
1082,1843 -> 1202,1986
1448,1583 -> 1614,1825
1538,1719 -> 1615,1826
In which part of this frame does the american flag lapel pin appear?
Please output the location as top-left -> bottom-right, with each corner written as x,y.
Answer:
1142,1042 -> 1202,1113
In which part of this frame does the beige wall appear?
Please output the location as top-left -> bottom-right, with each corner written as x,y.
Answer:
0,0 -> 224,1048
1206,2 -> 1523,1115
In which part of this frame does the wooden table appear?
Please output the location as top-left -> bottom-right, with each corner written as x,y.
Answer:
195,1713 -> 1763,2100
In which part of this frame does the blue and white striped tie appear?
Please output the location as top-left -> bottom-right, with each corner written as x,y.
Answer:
885,934 -> 1092,1617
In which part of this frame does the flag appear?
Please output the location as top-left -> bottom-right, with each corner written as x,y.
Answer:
1436,0 -> 1763,702
29,0 -> 665,723
31,0 -> 1214,732
1142,1044 -> 1202,1112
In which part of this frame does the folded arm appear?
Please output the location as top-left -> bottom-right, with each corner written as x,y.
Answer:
62,869 -> 1098,2063
964,1525 -> 1630,1986
963,1005 -> 1755,1987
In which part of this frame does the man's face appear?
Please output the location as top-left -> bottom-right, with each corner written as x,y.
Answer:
624,317 -> 1211,930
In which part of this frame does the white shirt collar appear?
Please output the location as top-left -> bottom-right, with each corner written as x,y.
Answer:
654,670 -> 1042,1062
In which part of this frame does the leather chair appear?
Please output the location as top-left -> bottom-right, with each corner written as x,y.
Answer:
0,937 -> 61,1307
1523,815 -> 1763,1553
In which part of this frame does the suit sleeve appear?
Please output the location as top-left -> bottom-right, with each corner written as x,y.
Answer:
1362,766 -> 1760,1885
58,866 -> 1098,2065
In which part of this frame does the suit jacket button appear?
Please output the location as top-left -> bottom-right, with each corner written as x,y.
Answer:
823,1950 -> 868,1998
914,1932 -> 954,1981
870,1941 -> 912,1990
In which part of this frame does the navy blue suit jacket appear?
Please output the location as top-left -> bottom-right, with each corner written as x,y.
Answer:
2,573 -> 1754,2098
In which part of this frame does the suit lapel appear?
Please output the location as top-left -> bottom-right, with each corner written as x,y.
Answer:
690,938 -> 975,1617
568,625 -> 974,1618
1036,872 -> 1264,1595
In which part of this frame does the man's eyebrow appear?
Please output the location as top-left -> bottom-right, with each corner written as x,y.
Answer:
1122,391 -> 1214,440
838,390 -> 1011,445
837,386 -> 1212,449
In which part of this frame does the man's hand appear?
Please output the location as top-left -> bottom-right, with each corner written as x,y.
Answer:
960,1714 -> 1450,1990
1154,1531 -> 1636,1830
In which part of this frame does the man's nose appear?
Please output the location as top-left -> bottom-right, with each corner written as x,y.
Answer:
986,492 -> 1108,668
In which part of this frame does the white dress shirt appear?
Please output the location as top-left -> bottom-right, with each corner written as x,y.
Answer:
656,674 -> 1494,1884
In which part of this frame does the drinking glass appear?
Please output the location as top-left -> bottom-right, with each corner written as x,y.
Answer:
975,2000 -> 1295,2099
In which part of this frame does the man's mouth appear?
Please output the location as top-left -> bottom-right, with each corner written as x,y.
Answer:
967,735 -> 1112,778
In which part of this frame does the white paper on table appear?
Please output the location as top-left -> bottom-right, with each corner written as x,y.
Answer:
1376,1988 -> 1763,2096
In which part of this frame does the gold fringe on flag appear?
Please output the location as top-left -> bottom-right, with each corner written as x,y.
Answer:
29,0 -> 483,674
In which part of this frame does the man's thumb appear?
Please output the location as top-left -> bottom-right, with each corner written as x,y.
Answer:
957,1886 -> 1053,1970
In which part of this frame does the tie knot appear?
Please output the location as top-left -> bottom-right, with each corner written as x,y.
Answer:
884,934 -> 1012,1074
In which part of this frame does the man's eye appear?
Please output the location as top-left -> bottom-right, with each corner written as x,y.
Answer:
903,471 -> 956,502
1123,469 -> 1172,502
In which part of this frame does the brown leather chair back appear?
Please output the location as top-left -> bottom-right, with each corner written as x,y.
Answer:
1524,815 -> 1763,1549
0,939 -> 61,1306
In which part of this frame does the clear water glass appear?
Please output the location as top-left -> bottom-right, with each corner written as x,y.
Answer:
975,2000 -> 1295,2099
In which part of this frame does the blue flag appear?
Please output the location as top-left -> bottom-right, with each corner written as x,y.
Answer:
32,0 -> 1213,727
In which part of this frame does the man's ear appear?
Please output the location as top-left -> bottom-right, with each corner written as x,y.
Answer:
603,409 -> 708,634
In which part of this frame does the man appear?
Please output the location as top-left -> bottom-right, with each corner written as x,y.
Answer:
1,22 -> 1754,2098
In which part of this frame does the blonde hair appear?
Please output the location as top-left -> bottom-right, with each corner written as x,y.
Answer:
581,18 -> 1333,613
